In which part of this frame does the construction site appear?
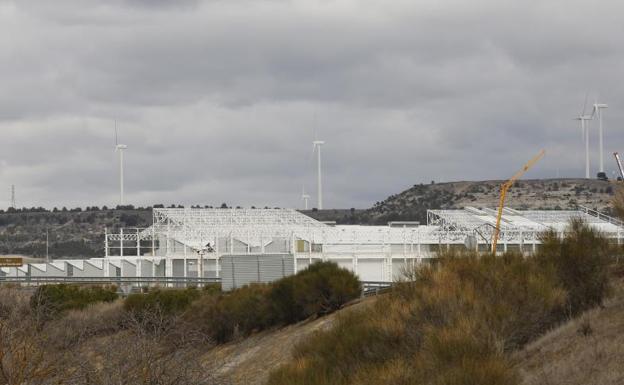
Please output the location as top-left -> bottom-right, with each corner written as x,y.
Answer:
0,204 -> 621,290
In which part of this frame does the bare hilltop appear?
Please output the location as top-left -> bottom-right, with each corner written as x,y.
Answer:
305,178 -> 618,225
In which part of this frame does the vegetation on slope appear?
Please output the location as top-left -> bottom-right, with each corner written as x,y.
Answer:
0,261 -> 360,384
184,261 -> 361,343
0,206 -> 152,258
30,284 -> 118,319
267,220 -> 615,385
513,267 -> 624,385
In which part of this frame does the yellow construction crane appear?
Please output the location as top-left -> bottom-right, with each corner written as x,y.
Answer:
492,149 -> 546,253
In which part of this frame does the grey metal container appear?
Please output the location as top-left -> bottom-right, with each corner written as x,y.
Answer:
220,254 -> 294,291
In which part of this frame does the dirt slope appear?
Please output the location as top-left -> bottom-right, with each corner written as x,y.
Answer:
201,298 -> 373,385
513,274 -> 624,385
200,275 -> 624,385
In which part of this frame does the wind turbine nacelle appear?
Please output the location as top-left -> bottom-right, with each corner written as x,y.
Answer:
313,141 -> 325,145
116,144 -> 128,150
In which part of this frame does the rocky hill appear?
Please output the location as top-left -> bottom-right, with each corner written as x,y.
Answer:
356,178 -> 618,225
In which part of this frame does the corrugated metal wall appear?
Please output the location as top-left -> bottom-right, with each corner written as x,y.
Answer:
221,254 -> 295,291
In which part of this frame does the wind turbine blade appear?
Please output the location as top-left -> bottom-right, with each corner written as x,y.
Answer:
581,91 -> 589,115
115,120 -> 118,147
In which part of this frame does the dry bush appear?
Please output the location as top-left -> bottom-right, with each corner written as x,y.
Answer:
0,286 -> 220,385
537,218 -> 612,315
267,250 -> 574,385
0,286 -> 80,384
44,300 -> 125,350
612,186 -> 624,220
74,308 -> 219,385
30,284 -> 118,320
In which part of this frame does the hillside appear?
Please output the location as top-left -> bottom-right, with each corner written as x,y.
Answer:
202,299 -> 370,385
358,178 -> 617,225
514,273 -> 624,385
0,208 -> 152,259
200,272 -> 624,385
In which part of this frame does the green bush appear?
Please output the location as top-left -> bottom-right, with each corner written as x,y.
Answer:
270,261 -> 361,323
267,248 -> 580,385
186,261 -> 361,344
124,287 -> 202,317
31,284 -> 118,319
292,261 -> 361,317
536,218 -> 612,315
187,284 -> 273,343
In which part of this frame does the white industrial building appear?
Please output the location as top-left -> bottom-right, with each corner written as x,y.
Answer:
2,206 -> 623,286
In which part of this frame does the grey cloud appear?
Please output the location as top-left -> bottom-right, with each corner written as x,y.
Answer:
1,0 -> 624,210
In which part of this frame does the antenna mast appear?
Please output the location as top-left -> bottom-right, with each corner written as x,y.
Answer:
10,185 -> 15,209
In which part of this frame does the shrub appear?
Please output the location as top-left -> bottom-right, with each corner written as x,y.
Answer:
31,284 -> 118,319
186,261 -> 361,344
187,284 -> 273,343
291,261 -> 361,317
45,301 -> 125,349
267,251 -> 571,385
124,287 -> 202,318
269,275 -> 303,324
536,218 -> 612,315
270,261 -> 361,323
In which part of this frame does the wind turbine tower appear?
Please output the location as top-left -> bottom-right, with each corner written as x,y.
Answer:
10,185 -> 15,209
301,187 -> 311,210
313,140 -> 325,209
574,114 -> 593,179
115,123 -> 128,206
593,102 -> 608,174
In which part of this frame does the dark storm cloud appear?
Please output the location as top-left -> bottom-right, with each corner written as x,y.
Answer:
1,0 -> 624,209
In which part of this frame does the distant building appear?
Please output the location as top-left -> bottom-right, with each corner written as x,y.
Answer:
2,207 -> 622,287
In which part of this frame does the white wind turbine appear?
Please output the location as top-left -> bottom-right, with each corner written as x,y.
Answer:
592,101 -> 608,175
313,139 -> 325,210
301,186 -> 310,210
115,122 -> 128,206
574,98 -> 593,179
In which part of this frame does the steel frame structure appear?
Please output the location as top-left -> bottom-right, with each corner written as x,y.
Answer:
102,207 -> 624,258
53,206 -> 623,284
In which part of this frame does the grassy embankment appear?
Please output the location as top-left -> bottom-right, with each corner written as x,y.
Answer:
267,219 -> 616,385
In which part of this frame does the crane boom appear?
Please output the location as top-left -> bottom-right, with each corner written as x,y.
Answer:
614,152 -> 624,180
492,150 -> 545,253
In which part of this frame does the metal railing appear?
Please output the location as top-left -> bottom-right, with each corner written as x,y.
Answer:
0,276 -> 221,286
361,281 -> 393,296
578,205 -> 624,227
0,276 -> 394,296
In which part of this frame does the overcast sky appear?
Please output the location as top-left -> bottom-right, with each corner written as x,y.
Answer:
0,0 -> 623,210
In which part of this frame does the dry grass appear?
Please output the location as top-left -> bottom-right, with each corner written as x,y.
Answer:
267,253 -> 570,385
514,278 -> 624,385
266,221 -> 616,385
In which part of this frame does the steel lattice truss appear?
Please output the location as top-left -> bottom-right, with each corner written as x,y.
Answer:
106,207 -> 624,256
427,206 -> 624,244
151,208 -> 332,249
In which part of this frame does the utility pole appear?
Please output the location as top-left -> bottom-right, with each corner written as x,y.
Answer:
10,185 -> 15,209
46,229 -> 49,262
